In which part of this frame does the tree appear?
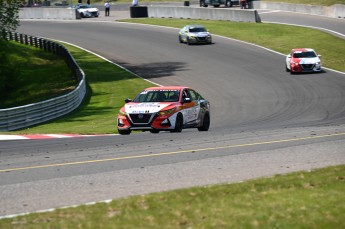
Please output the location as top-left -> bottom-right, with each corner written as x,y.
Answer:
0,0 -> 21,32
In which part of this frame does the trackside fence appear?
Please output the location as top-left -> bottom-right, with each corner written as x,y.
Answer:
0,30 -> 86,131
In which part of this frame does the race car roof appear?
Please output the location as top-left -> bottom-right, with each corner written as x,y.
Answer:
144,86 -> 189,91
292,48 -> 315,53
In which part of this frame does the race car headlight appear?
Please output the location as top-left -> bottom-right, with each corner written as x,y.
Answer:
119,109 -> 127,116
158,108 -> 176,116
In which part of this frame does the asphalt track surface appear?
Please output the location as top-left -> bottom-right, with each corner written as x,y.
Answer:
1,9 -> 345,217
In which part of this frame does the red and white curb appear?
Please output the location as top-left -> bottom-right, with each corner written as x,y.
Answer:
0,134 -> 116,141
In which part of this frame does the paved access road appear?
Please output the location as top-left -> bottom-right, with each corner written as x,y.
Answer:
1,10 -> 345,217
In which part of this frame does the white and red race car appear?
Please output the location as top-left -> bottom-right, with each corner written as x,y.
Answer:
117,86 -> 210,135
286,48 -> 322,74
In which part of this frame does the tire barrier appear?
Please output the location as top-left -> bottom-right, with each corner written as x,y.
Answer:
0,30 -> 86,131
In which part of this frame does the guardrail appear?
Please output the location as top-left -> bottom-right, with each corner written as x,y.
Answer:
0,30 -> 86,131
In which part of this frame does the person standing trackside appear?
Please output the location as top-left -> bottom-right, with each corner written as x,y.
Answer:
240,0 -> 247,9
104,1 -> 110,16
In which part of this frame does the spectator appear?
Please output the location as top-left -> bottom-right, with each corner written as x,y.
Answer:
132,0 -> 138,6
104,1 -> 110,16
240,0 -> 247,9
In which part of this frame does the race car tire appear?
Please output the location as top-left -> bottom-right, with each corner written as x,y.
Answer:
118,129 -> 131,135
198,113 -> 210,131
286,65 -> 290,72
171,113 -> 183,132
179,35 -> 183,43
150,130 -> 160,134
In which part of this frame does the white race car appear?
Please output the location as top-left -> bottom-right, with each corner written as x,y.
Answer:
75,4 -> 99,18
179,25 -> 212,45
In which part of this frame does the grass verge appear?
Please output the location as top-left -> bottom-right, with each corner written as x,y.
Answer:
1,43 -> 154,134
0,40 -> 75,109
1,165 -> 344,228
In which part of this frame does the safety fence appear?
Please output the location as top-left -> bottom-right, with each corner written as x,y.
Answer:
0,30 -> 86,131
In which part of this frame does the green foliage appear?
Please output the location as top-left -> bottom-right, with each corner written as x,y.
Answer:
0,0 -> 21,31
0,41 -> 75,109
0,39 -> 19,99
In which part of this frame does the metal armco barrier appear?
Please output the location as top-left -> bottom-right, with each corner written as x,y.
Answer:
0,30 -> 86,131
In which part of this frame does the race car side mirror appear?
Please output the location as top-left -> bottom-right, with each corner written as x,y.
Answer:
287,54 -> 291,58
183,98 -> 192,103
125,98 -> 132,103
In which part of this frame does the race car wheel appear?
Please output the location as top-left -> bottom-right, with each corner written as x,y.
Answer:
118,129 -> 131,135
198,113 -> 210,131
179,35 -> 183,43
286,64 -> 290,72
150,129 -> 160,134
171,113 -> 183,132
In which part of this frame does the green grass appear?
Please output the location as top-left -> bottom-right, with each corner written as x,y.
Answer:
2,43 -> 154,134
0,40 -> 75,109
1,165 -> 344,228
259,0 -> 345,6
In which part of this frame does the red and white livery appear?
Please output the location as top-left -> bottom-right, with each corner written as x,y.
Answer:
117,86 -> 210,135
286,48 -> 322,74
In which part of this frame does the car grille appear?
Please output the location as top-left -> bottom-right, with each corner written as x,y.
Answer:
197,37 -> 207,41
301,64 -> 315,70
129,113 -> 154,124
90,12 -> 98,16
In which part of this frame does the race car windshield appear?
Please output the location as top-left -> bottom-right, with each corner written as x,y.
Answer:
293,51 -> 317,58
189,27 -> 206,33
133,90 -> 180,102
